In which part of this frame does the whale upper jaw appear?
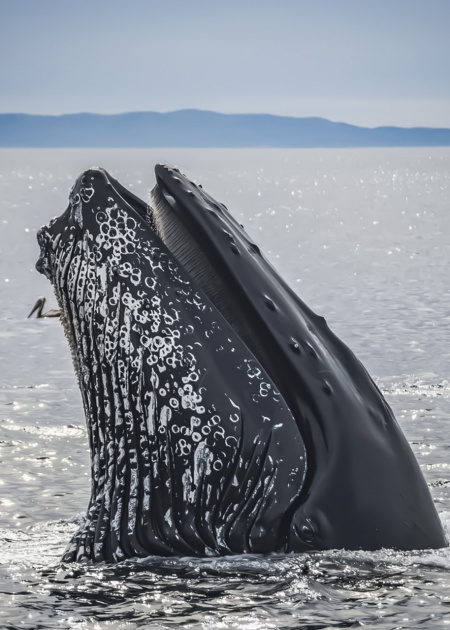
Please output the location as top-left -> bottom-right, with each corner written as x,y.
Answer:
151,164 -> 447,552
35,165 -> 447,560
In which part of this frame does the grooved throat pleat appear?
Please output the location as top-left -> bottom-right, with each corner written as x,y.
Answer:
47,168 -> 309,562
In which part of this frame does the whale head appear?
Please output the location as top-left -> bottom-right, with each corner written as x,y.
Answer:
36,165 -> 446,561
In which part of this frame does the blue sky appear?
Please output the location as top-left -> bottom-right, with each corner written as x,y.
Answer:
1,0 -> 449,127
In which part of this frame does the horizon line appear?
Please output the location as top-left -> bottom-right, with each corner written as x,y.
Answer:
1,109 -> 449,132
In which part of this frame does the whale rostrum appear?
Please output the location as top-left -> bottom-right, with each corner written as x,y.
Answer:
35,166 -> 447,562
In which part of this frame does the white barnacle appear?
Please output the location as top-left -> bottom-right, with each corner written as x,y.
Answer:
176,438 -> 191,456
142,474 -> 151,513
164,509 -> 173,527
147,392 -> 156,436
193,442 -> 213,488
159,405 -> 171,429
216,524 -> 226,549
150,370 -> 159,390
246,362 -> 263,380
259,382 -> 271,397
128,469 -> 139,534
182,371 -> 199,384
73,200 -> 83,228
182,468 -> 195,503
80,183 -> 95,203
181,389 -> 202,410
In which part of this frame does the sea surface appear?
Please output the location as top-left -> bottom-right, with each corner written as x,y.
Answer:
0,148 -> 449,629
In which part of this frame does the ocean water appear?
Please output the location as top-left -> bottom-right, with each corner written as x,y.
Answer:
0,147 -> 449,629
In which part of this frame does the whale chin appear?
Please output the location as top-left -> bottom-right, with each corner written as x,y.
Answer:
36,165 -> 446,562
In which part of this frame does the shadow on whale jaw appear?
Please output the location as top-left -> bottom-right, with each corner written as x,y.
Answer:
35,165 -> 447,562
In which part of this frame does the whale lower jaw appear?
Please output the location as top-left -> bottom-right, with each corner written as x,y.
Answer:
38,168 -> 307,562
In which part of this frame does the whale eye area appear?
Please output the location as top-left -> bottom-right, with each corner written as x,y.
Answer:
297,518 -> 319,544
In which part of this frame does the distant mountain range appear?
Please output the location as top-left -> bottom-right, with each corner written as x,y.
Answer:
1,109 -> 450,148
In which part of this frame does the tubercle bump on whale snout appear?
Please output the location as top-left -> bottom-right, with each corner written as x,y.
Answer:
73,166 -> 108,190
154,164 -> 208,208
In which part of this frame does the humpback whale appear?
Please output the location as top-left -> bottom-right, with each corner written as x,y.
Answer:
35,166 -> 446,562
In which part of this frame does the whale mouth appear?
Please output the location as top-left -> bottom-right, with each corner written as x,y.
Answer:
150,166 -> 275,383
149,166 -> 318,513
34,165 -> 447,561
35,165 -> 311,560
36,164 -> 269,362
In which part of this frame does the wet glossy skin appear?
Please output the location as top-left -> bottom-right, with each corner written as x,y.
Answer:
35,166 -> 446,561
36,168 -> 306,561
152,164 -> 446,551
